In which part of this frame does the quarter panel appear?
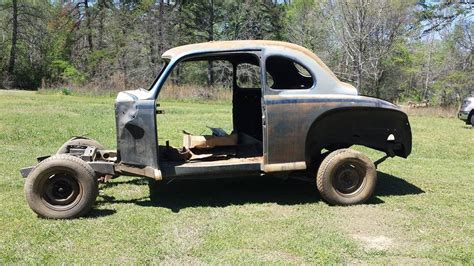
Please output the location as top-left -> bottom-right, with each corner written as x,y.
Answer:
264,95 -> 397,164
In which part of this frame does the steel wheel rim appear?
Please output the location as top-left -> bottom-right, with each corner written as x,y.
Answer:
333,160 -> 366,196
41,171 -> 82,210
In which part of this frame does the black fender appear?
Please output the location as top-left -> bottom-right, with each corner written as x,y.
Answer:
305,107 -> 412,162
468,110 -> 474,125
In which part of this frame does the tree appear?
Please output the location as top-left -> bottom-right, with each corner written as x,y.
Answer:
416,0 -> 473,36
7,0 -> 18,75
0,0 -> 471,107
180,0 -> 224,86
0,0 -> 50,88
222,0 -> 284,40
324,0 -> 415,97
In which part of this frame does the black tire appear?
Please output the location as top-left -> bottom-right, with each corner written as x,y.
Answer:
57,137 -> 104,154
316,149 -> 377,205
24,154 -> 98,219
470,114 -> 474,126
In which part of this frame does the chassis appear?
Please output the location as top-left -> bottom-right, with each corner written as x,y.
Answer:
21,41 -> 412,219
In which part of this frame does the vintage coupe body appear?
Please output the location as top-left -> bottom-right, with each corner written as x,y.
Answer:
21,41 -> 412,219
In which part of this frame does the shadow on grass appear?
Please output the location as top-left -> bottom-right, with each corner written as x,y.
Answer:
100,178 -> 148,188
365,172 -> 425,204
97,171 -> 424,213
84,208 -> 117,218
375,172 -> 424,197
144,176 -> 320,213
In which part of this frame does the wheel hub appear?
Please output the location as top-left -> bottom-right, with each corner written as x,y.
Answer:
44,173 -> 80,206
333,163 -> 364,194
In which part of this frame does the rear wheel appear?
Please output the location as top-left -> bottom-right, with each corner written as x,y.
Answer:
470,114 -> 474,126
316,149 -> 377,205
24,154 -> 98,219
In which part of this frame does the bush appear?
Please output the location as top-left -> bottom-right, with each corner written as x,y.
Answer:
51,60 -> 86,85
61,87 -> 72,95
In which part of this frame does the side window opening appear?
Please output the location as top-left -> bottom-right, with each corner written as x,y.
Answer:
157,59 -> 234,147
265,56 -> 314,90
156,54 -> 264,164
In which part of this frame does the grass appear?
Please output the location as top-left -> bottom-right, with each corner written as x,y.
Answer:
0,90 -> 473,264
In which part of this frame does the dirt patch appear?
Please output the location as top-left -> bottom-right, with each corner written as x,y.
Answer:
228,248 -> 304,264
352,235 -> 393,251
332,205 -> 407,251
169,223 -> 202,252
259,250 -> 304,263
235,203 -> 298,219
350,255 -> 441,265
158,255 -> 203,264
161,212 -> 208,258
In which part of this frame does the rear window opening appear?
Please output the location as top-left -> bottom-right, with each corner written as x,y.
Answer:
265,56 -> 314,90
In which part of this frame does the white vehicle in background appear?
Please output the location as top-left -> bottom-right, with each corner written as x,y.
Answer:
458,94 -> 474,126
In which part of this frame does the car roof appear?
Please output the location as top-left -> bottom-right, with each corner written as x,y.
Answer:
162,40 -> 338,79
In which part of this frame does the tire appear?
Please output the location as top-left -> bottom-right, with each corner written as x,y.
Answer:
24,154 -> 98,219
470,114 -> 474,126
316,149 -> 377,205
57,137 -> 104,154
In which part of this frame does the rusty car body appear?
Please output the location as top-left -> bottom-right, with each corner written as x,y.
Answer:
21,40 -> 412,219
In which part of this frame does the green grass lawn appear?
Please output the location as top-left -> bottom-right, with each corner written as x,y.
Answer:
0,90 -> 472,264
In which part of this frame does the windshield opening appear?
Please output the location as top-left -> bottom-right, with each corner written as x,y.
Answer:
147,62 -> 168,91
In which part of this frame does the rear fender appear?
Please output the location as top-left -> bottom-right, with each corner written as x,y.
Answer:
305,107 -> 412,162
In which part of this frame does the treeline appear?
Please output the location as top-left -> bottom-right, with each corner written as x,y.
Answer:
0,0 -> 472,105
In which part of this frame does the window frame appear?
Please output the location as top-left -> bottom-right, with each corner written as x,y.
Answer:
151,50 -> 262,99
263,54 -> 316,92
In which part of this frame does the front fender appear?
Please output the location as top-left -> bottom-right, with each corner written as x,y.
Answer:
115,90 -> 159,169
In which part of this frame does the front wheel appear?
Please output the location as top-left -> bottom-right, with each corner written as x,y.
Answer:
24,154 -> 98,219
316,149 -> 377,205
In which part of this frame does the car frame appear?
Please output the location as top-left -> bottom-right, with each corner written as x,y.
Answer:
21,40 -> 412,219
